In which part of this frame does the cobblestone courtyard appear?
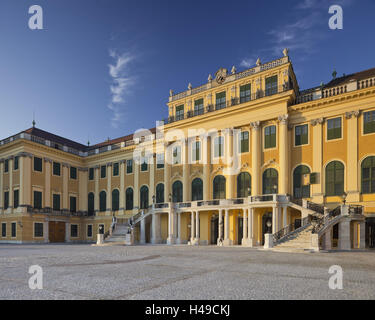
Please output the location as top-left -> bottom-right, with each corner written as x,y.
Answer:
0,244 -> 374,300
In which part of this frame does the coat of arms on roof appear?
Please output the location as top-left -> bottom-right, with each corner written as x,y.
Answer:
215,68 -> 228,84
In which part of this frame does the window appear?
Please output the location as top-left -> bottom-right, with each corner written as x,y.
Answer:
70,224 -> 78,237
237,172 -> 251,198
141,158 -> 148,172
264,125 -> 276,149
191,178 -> 203,201
194,99 -> 204,116
88,193 -> 95,216
14,156 -> 19,171
89,168 -> 94,180
214,136 -> 224,158
1,223 -> 6,237
216,92 -> 226,110
265,75 -> 278,96
172,146 -> 181,165
112,189 -> 119,211
213,175 -> 226,199
34,191 -> 42,209
70,196 -> 77,213
295,124 -> 308,146
4,159 -> 8,173
53,194 -> 61,211
34,223 -> 43,237
175,105 -> 184,121
99,191 -> 106,212
361,156 -> 375,194
113,163 -> 119,176
156,184 -> 164,203
192,141 -> 201,162
4,192 -> 9,210
293,165 -> 311,199
172,181 -> 183,203
156,154 -> 164,169
126,188 -> 133,210
263,169 -> 278,194
239,131 -> 249,153
327,117 -> 342,140
325,161 -> 344,196
70,167 -> 77,180
87,225 -> 93,238
140,186 -> 149,209
11,222 -> 16,238
53,162 -> 61,176
100,165 -> 106,178
126,160 -> 133,174
240,84 -> 251,103
13,190 -> 19,209
364,111 -> 375,134
34,157 -> 42,172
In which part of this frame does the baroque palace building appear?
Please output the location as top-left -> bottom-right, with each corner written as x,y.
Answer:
1,50 -> 375,250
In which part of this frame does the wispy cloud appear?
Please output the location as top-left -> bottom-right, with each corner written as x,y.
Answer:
240,0 -> 352,69
107,49 -> 135,128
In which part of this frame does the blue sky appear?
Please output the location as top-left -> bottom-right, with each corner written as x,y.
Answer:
1,0 -> 374,145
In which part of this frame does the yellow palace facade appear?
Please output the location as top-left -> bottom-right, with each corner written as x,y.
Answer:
1,50 -> 375,250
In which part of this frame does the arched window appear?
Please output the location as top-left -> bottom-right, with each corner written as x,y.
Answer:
237,172 -> 251,198
213,175 -> 226,199
99,191 -> 106,212
156,183 -> 164,203
112,189 -> 119,211
172,181 -> 183,203
88,192 -> 95,216
362,156 -> 375,194
325,161 -> 344,196
263,169 -> 278,194
191,178 -> 203,201
125,188 -> 133,210
140,186 -> 149,209
293,165 -> 311,199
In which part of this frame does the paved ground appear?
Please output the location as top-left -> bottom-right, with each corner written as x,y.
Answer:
0,244 -> 374,300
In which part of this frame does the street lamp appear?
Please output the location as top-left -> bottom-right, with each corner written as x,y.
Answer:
152,195 -> 156,204
266,219 -> 272,234
169,193 -> 172,202
273,184 -> 277,194
247,187 -> 251,197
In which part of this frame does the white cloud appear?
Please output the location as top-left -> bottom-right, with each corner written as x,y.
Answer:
107,50 -> 135,128
240,58 -> 256,68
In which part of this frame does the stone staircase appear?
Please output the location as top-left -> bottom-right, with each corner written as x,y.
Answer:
104,223 -> 130,244
272,225 -> 315,252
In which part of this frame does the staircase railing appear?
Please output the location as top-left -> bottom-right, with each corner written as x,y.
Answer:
272,215 -> 311,243
311,206 -> 341,234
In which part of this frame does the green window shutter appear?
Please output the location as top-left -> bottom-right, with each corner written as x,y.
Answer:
4,192 -> 9,209
13,190 -> 19,208
113,163 -> 119,176
34,191 -> 42,209
101,165 -> 106,178
53,194 -> 60,211
53,162 -> 61,176
127,160 -> 133,173
70,197 -> 76,213
70,167 -> 77,179
34,157 -> 42,172
4,159 -> 8,172
14,157 -> 19,170
89,168 -> 94,180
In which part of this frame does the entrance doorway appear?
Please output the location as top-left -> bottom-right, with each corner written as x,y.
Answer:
49,221 -> 65,242
366,218 -> 375,248
237,217 -> 243,245
262,212 -> 272,245
211,215 -> 218,244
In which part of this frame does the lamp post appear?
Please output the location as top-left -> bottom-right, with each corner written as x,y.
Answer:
169,193 -> 172,203
152,195 -> 156,204
341,192 -> 347,205
273,184 -> 277,194
247,187 -> 251,197
266,219 -> 272,234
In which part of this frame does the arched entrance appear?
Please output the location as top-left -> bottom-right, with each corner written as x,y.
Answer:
140,186 -> 149,209
172,181 -> 183,203
293,165 -> 311,198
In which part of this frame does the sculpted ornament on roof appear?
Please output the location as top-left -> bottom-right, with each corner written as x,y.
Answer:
215,68 -> 228,84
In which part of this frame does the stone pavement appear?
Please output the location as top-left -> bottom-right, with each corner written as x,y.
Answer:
0,244 -> 374,300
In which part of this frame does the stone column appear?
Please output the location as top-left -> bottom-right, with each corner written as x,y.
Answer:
248,207 -> 254,245
283,206 -> 287,228
278,114 -> 288,194
44,158 -> 52,210
164,144 -> 171,204
106,163 -> 112,215
151,213 -> 161,244
140,214 -> 146,244
65,222 -> 70,243
190,211 -> 195,243
250,122 -> 261,196
195,211 -> 200,243
22,154 -> 32,208
272,206 -> 277,234
183,138 -> 190,202
8,157 -> 13,212
242,209 -> 248,245
223,209 -> 231,245
62,164 -> 69,211
324,229 -> 332,250
359,221 -> 366,249
311,118 -> 324,203
119,160 -> 125,213
0,160 -> 4,213
44,221 -> 49,243
217,209 -> 223,244
225,129 -> 235,199
346,111 -> 361,202
134,159 -> 139,210
338,219 -> 351,250
167,208 -> 175,245
203,135 -> 211,200
94,166 -> 99,212
176,212 -> 181,244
